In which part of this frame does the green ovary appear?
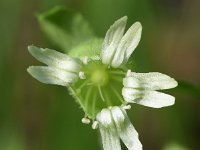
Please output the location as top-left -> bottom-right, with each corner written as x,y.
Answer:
70,60 -> 126,119
91,69 -> 109,86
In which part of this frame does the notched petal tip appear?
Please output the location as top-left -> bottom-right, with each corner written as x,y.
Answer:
97,107 -> 143,150
101,16 -> 143,68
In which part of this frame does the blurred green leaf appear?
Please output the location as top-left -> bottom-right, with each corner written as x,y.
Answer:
0,132 -> 25,150
68,38 -> 103,59
176,80 -> 200,99
163,142 -> 190,150
37,6 -> 95,52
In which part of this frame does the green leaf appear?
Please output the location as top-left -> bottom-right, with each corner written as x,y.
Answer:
37,6 -> 95,52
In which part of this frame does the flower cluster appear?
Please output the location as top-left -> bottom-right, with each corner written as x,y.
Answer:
27,16 -> 178,150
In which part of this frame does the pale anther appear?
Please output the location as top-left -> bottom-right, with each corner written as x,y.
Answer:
82,56 -> 90,64
81,117 -> 90,124
126,69 -> 132,77
79,71 -> 86,79
123,105 -> 131,110
92,121 -> 99,129
108,106 -> 113,109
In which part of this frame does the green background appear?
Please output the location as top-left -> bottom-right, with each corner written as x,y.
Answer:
0,0 -> 200,150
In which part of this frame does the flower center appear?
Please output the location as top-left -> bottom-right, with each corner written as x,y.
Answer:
69,60 -> 126,119
91,68 -> 109,86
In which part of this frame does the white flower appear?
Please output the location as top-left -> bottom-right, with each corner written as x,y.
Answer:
27,16 -> 178,150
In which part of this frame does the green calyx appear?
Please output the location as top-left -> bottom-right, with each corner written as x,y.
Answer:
69,60 -> 126,119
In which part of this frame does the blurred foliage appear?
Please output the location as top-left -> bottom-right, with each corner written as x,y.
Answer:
163,143 -> 190,150
177,81 -> 200,99
0,0 -> 200,150
37,6 -> 95,52
37,6 -> 104,59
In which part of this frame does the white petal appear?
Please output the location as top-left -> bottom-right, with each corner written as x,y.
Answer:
98,126 -> 121,150
111,107 -> 142,150
111,22 -> 142,68
101,16 -> 127,65
27,66 -> 78,86
122,88 -> 175,108
123,72 -> 178,90
110,107 -> 125,131
97,109 -> 121,150
28,45 -> 81,72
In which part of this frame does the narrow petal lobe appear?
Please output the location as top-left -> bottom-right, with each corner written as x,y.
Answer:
27,66 -> 78,86
124,72 -> 178,90
101,16 -> 127,65
122,88 -> 175,108
111,107 -> 142,150
97,109 -> 121,150
111,22 -> 142,68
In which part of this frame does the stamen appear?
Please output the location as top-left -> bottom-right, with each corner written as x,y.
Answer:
81,117 -> 90,124
98,86 -> 105,101
82,56 -> 90,64
79,71 -> 86,79
123,105 -> 131,110
78,79 -> 89,89
92,121 -> 98,129
126,69 -> 132,77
